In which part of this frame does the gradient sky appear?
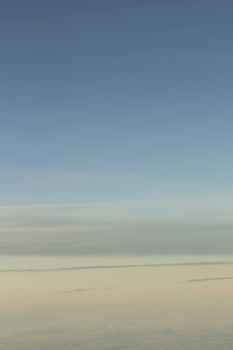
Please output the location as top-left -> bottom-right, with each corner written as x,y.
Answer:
0,0 -> 233,254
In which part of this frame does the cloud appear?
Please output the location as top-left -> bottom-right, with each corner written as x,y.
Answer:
0,170 -> 144,185
1,261 -> 233,274
0,211 -> 233,255
185,276 -> 233,283
0,170 -> 145,206
61,287 -> 116,294
1,189 -> 233,256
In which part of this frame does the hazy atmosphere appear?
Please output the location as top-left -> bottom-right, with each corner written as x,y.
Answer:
1,0 -> 233,349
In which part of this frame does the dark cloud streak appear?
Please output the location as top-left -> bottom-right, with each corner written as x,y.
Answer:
1,261 -> 233,274
61,287 -> 115,293
185,276 -> 233,283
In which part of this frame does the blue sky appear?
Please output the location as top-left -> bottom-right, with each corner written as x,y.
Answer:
0,0 -> 233,254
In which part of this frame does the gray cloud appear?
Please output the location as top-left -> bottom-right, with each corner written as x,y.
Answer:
61,287 -> 116,294
1,200 -> 233,256
185,276 -> 233,283
1,261 -> 233,274
1,213 -> 233,256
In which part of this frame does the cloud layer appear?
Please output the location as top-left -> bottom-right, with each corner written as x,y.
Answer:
1,194 -> 233,256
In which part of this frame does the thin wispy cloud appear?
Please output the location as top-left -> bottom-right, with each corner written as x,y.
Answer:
61,287 -> 116,294
0,189 -> 233,256
1,261 -> 233,274
0,170 -> 145,185
1,189 -> 233,222
185,276 -> 233,283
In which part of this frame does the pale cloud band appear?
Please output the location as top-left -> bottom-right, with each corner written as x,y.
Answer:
0,190 -> 233,256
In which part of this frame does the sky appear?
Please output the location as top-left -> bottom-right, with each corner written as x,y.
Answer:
0,0 -> 233,255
